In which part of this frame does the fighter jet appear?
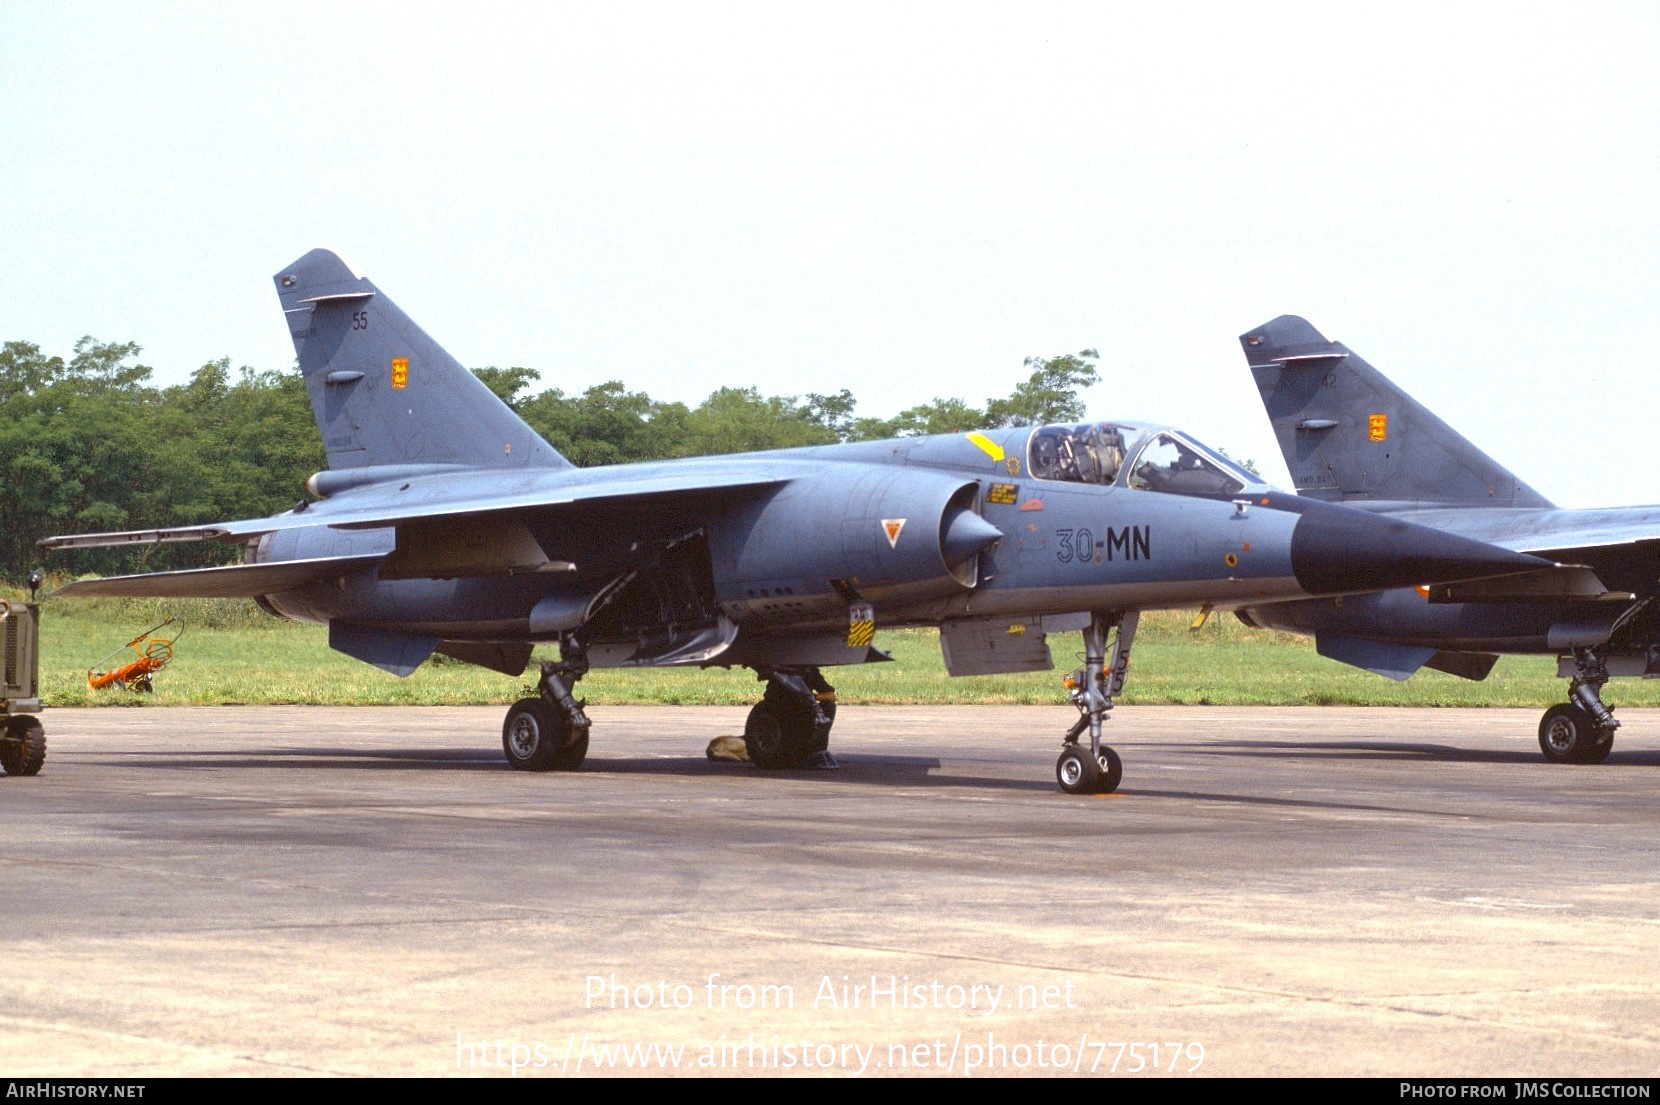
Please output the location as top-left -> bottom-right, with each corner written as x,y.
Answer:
1238,315 -> 1660,766
38,252 -> 1546,793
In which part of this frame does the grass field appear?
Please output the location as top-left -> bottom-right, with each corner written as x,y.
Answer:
13,589 -> 1658,711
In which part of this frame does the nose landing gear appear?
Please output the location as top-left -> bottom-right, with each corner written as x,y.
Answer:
1056,611 -> 1136,795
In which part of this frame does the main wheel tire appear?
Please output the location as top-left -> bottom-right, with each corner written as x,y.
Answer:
1093,745 -> 1123,794
551,728 -> 589,772
1539,702 -> 1607,764
744,699 -> 815,769
1580,736 -> 1615,765
1,716 -> 45,777
503,698 -> 573,772
1055,745 -> 1099,795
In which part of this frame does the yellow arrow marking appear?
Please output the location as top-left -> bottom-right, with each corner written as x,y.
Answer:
965,432 -> 1005,462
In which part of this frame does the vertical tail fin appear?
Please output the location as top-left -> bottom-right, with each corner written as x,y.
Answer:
274,249 -> 571,472
1239,315 -> 1551,509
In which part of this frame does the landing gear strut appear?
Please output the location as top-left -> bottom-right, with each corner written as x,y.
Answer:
502,637 -> 591,772
1056,611 -> 1135,795
1539,647 -> 1617,765
745,666 -> 837,770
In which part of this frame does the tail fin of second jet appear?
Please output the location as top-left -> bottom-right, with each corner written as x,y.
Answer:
1239,316 -> 1551,509
275,248 -> 571,473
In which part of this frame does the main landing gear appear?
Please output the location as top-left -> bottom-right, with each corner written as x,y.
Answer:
744,666 -> 838,770
499,644 -> 841,773
1538,647 -> 1617,765
503,637 -> 591,772
1056,611 -> 1135,795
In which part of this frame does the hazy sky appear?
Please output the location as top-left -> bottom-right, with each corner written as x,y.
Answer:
5,3 -> 1658,505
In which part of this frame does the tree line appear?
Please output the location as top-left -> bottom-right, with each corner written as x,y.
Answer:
0,339 -> 1099,580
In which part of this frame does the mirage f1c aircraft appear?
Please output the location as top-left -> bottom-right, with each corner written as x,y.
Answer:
1238,315 -> 1660,766
40,252 -> 1547,794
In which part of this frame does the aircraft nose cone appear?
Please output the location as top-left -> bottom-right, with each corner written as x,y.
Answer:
941,507 -> 1004,567
1290,501 -> 1548,595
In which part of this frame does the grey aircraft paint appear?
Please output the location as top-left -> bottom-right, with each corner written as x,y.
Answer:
38,256 -> 1547,793
1238,315 -> 1660,765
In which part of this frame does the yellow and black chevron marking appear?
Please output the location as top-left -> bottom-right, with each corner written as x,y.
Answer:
846,610 -> 876,648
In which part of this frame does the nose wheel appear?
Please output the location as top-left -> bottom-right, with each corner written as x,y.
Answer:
1056,744 -> 1122,795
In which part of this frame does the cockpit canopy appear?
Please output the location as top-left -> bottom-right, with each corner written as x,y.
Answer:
1026,421 -> 1263,500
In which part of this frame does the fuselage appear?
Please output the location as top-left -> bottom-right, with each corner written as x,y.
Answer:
251,420 -> 1530,670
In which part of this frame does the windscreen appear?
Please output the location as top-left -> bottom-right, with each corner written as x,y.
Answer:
1124,432 -> 1254,498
